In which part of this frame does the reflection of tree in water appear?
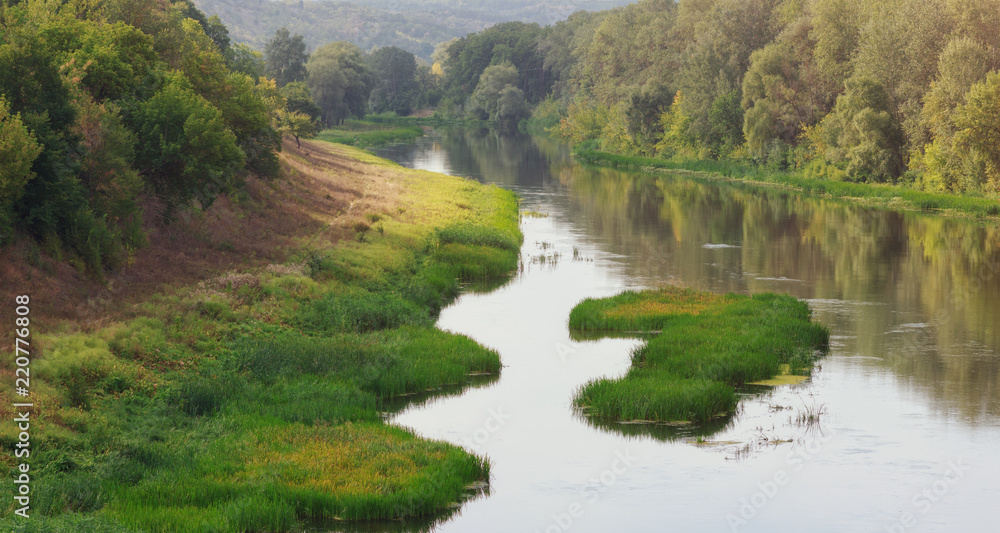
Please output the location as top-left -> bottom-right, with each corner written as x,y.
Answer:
381,128 -> 1000,421
437,127 -> 567,190
558,163 -> 1000,420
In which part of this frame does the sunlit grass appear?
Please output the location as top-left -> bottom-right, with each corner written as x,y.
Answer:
571,288 -> 828,423
0,142 -> 521,531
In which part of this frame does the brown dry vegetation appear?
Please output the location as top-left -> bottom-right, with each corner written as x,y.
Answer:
1,138 -> 408,338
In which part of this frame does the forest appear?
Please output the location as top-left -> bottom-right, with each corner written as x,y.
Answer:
192,0 -> 636,62
431,0 -> 1000,196
0,0 -> 449,276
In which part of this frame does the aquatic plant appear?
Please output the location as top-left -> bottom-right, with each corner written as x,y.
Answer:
571,286 -> 829,423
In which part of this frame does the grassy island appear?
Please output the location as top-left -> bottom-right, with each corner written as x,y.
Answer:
569,286 -> 829,424
1,140 -> 521,532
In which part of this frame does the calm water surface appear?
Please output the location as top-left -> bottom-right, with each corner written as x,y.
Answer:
360,128 -> 1000,532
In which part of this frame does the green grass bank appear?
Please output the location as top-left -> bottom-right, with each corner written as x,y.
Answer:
574,147 -> 1000,220
569,286 -> 829,423
315,121 -> 425,148
0,140 -> 522,532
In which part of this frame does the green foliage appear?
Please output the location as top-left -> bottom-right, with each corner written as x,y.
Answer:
464,61 -> 530,131
367,46 -> 420,116
466,62 -> 519,120
554,98 -> 610,143
580,0 -> 677,104
68,22 -> 157,103
281,81 -> 321,120
0,96 -> 41,244
525,96 -> 564,135
443,21 -> 550,106
224,42 -> 264,78
264,27 -> 307,87
134,72 -> 245,213
821,77 -> 907,182
0,1 -> 285,270
742,20 -> 832,160
954,71 -> 1000,194
307,41 -> 375,126
654,91 -> 697,159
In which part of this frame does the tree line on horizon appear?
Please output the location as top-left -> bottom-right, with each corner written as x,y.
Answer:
431,0 -> 1000,196
191,0 -> 637,63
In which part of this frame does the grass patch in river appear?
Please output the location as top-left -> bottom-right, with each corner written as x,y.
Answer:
570,286 -> 828,423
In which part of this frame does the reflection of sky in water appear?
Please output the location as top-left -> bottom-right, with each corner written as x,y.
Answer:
370,130 -> 1000,533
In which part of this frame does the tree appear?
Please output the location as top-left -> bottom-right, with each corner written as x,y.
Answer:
265,27 -> 308,87
307,41 -> 374,125
821,77 -> 906,182
954,71 -> 1000,193
0,97 -> 41,244
677,0 -> 785,151
276,109 -> 319,148
742,18 -> 832,160
851,0 -> 954,148
175,18 -> 279,177
920,37 -> 993,141
69,21 -> 157,102
809,0 -> 868,90
367,46 -> 419,115
913,37 -> 995,192
467,62 -> 519,120
281,81 -> 321,122
443,21 -> 550,105
226,43 -> 265,78
204,15 -> 230,53
581,0 -> 678,103
134,72 -> 244,213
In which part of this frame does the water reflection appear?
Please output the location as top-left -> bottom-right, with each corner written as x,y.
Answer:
382,128 -> 1000,422
375,129 -> 1000,533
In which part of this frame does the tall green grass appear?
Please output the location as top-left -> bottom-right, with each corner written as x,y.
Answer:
0,145 -> 522,532
574,147 -> 1000,219
571,288 -> 828,423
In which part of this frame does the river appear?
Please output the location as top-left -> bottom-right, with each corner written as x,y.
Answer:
361,128 -> 1000,533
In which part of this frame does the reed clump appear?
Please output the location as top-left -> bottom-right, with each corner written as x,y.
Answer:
571,287 -> 828,423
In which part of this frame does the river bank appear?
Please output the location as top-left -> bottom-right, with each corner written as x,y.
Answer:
574,147 -> 1000,221
0,139 -> 521,531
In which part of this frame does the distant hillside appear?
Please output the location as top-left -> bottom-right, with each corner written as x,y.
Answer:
192,0 -> 636,61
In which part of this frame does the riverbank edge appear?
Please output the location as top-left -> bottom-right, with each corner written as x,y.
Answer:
0,139 -> 523,531
315,122 -> 425,148
569,286 -> 829,424
574,148 -> 1000,222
